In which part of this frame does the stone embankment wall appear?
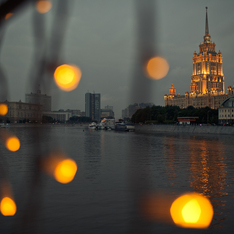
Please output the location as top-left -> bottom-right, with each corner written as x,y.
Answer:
135,124 -> 234,135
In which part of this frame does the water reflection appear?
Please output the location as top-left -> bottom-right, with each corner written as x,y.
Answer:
188,137 -> 228,229
163,136 -> 178,186
84,130 -> 101,181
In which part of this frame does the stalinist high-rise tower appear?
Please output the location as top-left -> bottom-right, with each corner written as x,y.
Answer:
164,7 -> 234,109
190,7 -> 224,95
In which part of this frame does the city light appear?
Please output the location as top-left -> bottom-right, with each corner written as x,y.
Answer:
54,64 -> 82,92
0,197 -> 17,216
146,57 -> 169,80
36,0 -> 52,14
54,159 -> 77,184
6,136 -> 20,152
5,13 -> 13,20
0,131 -> 21,152
0,103 -> 8,116
170,192 -> 213,229
42,151 -> 77,184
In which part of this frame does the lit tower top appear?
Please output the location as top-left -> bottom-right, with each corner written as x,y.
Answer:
204,7 -> 211,43
191,7 -> 224,95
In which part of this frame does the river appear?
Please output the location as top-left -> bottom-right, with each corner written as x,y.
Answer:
0,125 -> 234,233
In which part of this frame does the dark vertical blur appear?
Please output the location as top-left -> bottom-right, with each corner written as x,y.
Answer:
128,1 -> 158,233
130,0 -> 158,104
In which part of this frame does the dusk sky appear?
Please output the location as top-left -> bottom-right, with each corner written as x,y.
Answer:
1,0 -> 234,119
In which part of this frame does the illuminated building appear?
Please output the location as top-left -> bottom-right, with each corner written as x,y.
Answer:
164,8 -> 234,109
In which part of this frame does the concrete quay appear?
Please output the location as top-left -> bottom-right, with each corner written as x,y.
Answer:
135,124 -> 234,135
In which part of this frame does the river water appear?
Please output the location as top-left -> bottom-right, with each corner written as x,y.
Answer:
0,125 -> 234,234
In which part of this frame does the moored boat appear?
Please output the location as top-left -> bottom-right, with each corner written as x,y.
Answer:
88,122 -> 97,129
125,123 -> 135,131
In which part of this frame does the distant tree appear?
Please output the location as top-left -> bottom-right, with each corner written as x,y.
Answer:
42,115 -> 55,123
131,105 -> 218,124
69,116 -> 91,123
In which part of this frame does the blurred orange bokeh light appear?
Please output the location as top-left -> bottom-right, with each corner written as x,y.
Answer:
0,197 -> 17,216
36,0 -> 52,14
6,137 -> 20,152
54,159 -> 77,184
5,13 -> 13,20
170,193 -> 213,229
54,64 -> 82,92
146,57 -> 169,80
0,103 -> 8,116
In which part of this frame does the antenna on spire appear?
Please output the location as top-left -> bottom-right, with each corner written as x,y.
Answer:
205,6 -> 209,35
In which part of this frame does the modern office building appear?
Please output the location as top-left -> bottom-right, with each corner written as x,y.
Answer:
164,8 -> 234,109
25,88 -> 51,111
85,92 -> 101,121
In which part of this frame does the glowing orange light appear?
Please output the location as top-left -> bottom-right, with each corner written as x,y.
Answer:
6,137 -> 20,152
36,0 -> 52,14
0,104 -> 8,116
54,64 -> 82,92
5,13 -> 13,20
0,197 -> 17,216
54,159 -> 77,184
170,193 -> 213,229
146,57 -> 169,80
42,151 -> 77,184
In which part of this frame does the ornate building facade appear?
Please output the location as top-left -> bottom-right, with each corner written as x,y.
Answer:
3,100 -> 42,123
164,8 -> 234,109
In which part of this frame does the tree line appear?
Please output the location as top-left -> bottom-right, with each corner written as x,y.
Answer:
131,105 -> 218,124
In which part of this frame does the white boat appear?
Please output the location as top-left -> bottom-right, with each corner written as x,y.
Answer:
115,122 -> 135,132
125,123 -> 135,131
89,122 -> 97,129
100,118 -> 115,130
97,123 -> 105,130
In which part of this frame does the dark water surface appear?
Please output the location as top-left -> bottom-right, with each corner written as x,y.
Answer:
1,125 -> 234,233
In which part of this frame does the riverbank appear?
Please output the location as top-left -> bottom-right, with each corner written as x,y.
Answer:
1,123 -> 89,128
135,124 -> 234,135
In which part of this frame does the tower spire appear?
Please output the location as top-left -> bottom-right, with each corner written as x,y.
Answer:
203,7 -> 211,44
205,7 -> 209,35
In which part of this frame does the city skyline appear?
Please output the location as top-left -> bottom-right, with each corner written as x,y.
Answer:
1,1 -> 234,119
